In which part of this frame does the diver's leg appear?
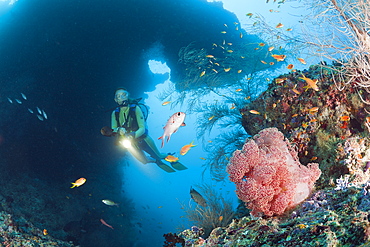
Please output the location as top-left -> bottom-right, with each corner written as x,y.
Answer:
127,145 -> 153,164
140,135 -> 167,160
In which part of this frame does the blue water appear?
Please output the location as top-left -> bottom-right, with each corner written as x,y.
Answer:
0,0 -> 313,246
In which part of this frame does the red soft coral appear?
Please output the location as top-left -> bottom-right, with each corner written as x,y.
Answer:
227,127 -> 321,217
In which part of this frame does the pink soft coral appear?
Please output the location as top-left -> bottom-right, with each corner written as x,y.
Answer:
227,127 -> 321,217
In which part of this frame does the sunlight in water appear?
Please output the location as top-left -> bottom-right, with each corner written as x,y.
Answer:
148,60 -> 170,74
0,0 -> 18,5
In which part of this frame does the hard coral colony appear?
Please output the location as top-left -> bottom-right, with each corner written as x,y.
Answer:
227,128 -> 321,217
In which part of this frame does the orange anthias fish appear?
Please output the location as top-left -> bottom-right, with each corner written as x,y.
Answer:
165,155 -> 179,163
43,229 -> 48,235
298,58 -> 307,64
299,74 -> 319,91
100,219 -> 114,230
70,178 -> 86,188
249,110 -> 260,115
162,101 -> 171,106
180,141 -> 196,155
271,54 -> 286,61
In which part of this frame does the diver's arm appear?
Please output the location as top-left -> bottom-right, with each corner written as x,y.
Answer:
111,111 -> 119,132
134,106 -> 146,138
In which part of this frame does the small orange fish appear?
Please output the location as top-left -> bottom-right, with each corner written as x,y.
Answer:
43,229 -> 48,235
298,58 -> 306,64
261,60 -> 267,64
206,55 -> 214,58
292,88 -> 301,94
276,23 -> 284,28
249,110 -> 260,114
162,101 -> 171,106
70,178 -> 86,188
246,13 -> 253,17
226,50 -> 233,53
340,116 -> 350,121
299,74 -> 319,91
302,122 -> 309,128
200,71 -> 206,77
208,115 -> 215,121
237,70 -> 242,73
268,46 -> 275,51
224,68 -> 231,72
218,216 -> 223,221
165,155 -> 179,162
230,103 -> 236,109
258,43 -> 265,47
286,28 -> 292,31
271,54 -> 286,61
180,141 -> 196,155
221,31 -> 226,34
309,107 -> 319,114
240,33 -> 243,38
287,64 -> 294,69
235,88 -> 242,92
199,157 -> 206,160
275,78 -> 285,84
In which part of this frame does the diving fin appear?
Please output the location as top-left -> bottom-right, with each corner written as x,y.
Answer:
170,161 -> 188,171
155,160 -> 176,173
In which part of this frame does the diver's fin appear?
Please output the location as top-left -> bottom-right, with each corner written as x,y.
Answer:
155,160 -> 176,173
170,161 -> 188,171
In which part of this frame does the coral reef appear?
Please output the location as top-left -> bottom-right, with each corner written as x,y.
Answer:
179,185 -> 370,246
0,210 -> 74,247
227,127 -> 321,216
240,64 -> 370,189
180,184 -> 235,237
163,232 -> 185,247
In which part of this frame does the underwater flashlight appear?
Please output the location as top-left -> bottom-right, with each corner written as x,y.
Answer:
119,138 -> 132,149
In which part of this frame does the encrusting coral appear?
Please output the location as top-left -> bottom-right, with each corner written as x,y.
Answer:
227,127 -> 321,217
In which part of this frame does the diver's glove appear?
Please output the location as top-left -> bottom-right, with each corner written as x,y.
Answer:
117,127 -> 126,136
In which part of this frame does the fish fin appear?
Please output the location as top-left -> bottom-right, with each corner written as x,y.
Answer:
70,183 -> 76,188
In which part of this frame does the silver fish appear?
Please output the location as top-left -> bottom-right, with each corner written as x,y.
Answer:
158,112 -> 186,148
102,199 -> 119,207
15,99 -> 22,104
21,93 -> 27,100
28,108 -> 34,114
36,107 -> 42,115
42,110 -> 47,119
7,98 -> 13,103
37,115 -> 44,121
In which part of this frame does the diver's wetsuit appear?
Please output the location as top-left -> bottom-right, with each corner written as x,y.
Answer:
111,102 -> 166,164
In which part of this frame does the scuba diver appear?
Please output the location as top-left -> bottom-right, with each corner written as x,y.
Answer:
101,87 -> 187,173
